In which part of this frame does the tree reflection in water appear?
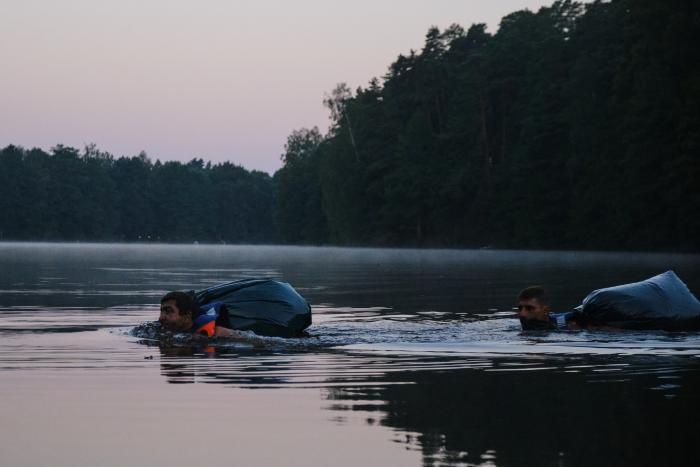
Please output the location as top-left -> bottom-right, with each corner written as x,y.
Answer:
152,342 -> 700,466
326,358 -> 700,466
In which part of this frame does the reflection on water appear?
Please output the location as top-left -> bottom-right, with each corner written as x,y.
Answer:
325,358 -> 700,467
1,243 -> 700,466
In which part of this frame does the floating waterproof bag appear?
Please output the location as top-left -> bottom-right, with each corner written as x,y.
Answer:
578,271 -> 700,330
194,278 -> 311,337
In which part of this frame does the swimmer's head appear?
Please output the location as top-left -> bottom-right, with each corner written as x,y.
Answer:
159,291 -> 198,332
517,286 -> 553,330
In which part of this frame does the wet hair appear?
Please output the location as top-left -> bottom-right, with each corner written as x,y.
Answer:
160,291 -> 199,317
518,286 -> 548,305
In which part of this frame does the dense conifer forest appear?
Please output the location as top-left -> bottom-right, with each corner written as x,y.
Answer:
0,145 -> 277,243
1,0 -> 698,250
275,0 -> 699,251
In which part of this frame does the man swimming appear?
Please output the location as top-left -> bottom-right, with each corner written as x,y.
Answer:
516,286 -> 580,330
159,290 -> 250,338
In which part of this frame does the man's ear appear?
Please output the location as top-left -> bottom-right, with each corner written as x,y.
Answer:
543,305 -> 552,313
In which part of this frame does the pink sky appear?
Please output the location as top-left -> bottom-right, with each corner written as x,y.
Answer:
1,0 -> 565,174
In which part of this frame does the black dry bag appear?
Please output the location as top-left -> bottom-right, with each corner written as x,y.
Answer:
579,270 -> 700,330
194,278 -> 312,337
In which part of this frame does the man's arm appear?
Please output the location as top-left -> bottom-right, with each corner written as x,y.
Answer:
214,326 -> 267,347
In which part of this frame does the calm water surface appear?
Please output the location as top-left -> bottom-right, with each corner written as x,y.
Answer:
1,243 -> 699,467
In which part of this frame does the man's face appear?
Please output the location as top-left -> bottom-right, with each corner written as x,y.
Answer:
517,298 -> 550,322
159,299 -> 193,332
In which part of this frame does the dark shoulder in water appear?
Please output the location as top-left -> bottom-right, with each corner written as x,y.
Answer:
549,311 -> 579,330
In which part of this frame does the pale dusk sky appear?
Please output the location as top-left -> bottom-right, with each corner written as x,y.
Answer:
1,0 -> 565,173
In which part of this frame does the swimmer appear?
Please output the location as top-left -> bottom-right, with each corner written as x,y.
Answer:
159,291 -> 263,342
517,286 -> 581,331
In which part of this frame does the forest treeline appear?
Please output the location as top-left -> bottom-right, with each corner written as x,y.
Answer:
0,145 -> 276,242
276,0 -> 699,251
1,0 -> 699,250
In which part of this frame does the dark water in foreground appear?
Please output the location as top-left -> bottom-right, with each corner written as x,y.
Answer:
1,243 -> 699,467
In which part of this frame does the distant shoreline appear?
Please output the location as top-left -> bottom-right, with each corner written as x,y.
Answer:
0,240 -> 697,257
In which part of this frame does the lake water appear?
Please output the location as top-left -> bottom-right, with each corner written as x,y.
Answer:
1,243 -> 699,467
